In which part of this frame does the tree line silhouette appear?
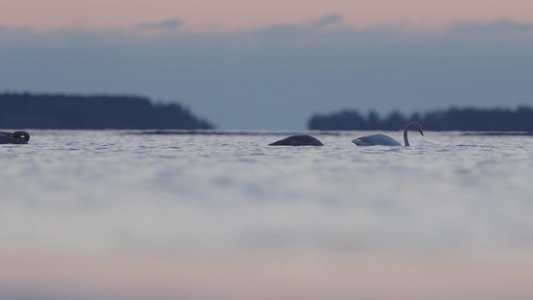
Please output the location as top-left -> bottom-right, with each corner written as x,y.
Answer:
308,107 -> 533,131
0,93 -> 213,130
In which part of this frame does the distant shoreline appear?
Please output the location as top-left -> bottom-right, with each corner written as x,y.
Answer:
308,107 -> 533,131
0,92 -> 213,130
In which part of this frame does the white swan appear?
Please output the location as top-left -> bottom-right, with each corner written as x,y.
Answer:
0,131 -> 30,144
352,122 -> 423,146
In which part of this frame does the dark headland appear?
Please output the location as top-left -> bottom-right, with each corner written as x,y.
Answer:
0,93 -> 213,130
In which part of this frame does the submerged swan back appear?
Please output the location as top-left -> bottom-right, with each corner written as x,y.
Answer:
269,135 -> 324,146
0,131 -> 30,144
353,122 -> 423,147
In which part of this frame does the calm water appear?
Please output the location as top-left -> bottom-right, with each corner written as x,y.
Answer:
1,130 -> 533,300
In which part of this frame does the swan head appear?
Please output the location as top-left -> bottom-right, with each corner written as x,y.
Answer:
12,131 -> 30,142
407,122 -> 423,136
416,124 -> 424,136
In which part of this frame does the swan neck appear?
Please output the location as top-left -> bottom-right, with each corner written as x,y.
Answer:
403,125 -> 410,147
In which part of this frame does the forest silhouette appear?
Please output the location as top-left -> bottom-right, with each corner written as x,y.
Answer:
308,107 -> 533,131
0,93 -> 213,130
3,93 -> 533,131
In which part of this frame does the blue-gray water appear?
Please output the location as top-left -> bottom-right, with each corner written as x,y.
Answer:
1,130 -> 533,300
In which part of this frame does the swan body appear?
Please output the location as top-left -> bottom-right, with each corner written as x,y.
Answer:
269,135 -> 324,146
353,134 -> 401,146
352,122 -> 423,147
0,131 -> 30,144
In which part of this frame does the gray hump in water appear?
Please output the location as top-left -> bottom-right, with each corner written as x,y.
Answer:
269,135 -> 324,146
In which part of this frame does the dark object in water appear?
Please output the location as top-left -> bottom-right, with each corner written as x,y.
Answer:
269,135 -> 324,146
0,131 -> 30,144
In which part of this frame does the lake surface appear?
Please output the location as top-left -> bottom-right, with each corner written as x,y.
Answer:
2,130 -> 533,300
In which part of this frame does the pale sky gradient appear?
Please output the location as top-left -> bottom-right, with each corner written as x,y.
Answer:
2,1 -> 533,129
3,0 -> 533,32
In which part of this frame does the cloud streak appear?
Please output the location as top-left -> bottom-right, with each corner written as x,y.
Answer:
313,13 -> 343,28
133,18 -> 185,31
447,18 -> 533,39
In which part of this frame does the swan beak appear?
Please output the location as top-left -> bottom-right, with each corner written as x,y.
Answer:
418,127 -> 424,136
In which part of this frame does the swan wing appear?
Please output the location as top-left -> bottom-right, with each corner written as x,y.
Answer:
352,134 -> 401,146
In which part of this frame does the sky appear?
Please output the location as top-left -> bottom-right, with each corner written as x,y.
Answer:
2,0 -> 533,129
